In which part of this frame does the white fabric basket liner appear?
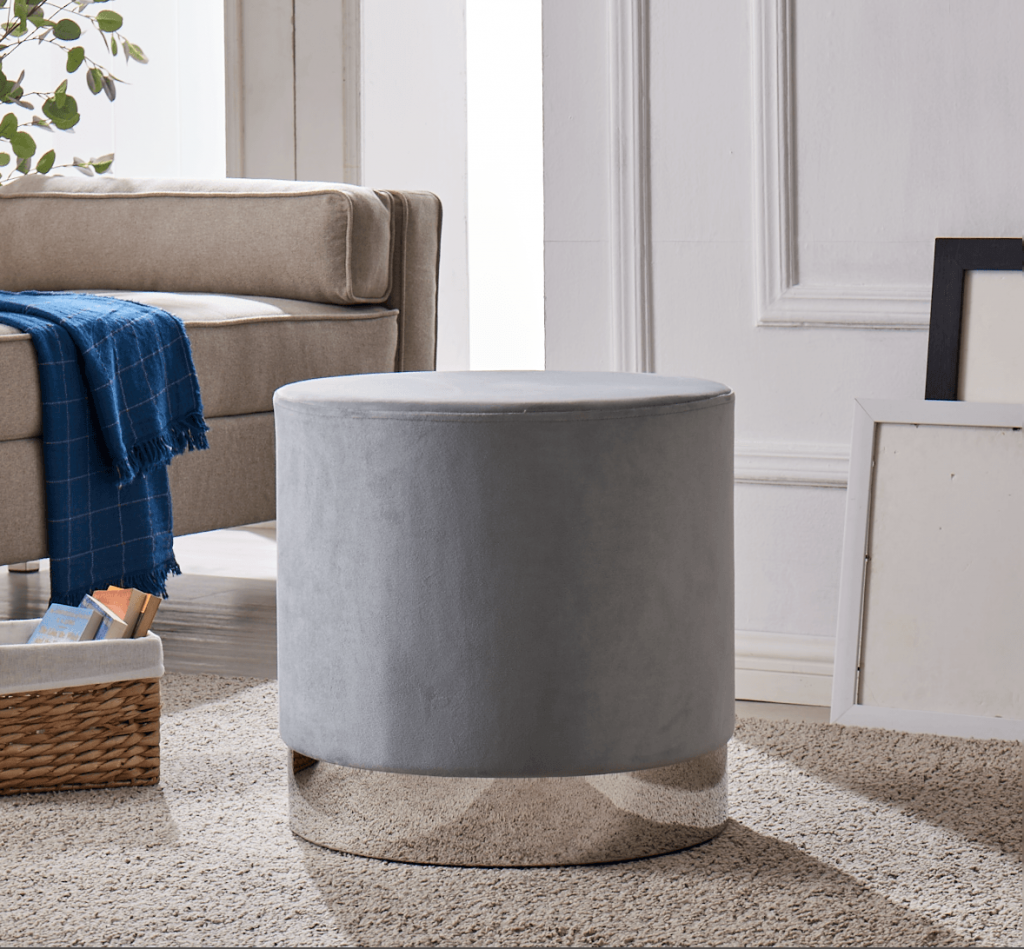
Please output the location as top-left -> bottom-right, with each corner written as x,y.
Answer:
0,619 -> 164,694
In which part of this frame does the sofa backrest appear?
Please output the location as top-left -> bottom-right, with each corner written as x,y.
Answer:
0,176 -> 392,306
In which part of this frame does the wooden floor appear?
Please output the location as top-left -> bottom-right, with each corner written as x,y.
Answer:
1,525 -> 279,679
1,524 -> 831,723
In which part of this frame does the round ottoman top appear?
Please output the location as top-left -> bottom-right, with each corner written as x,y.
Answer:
274,370 -> 732,418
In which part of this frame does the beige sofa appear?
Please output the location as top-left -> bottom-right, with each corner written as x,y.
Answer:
0,176 -> 441,566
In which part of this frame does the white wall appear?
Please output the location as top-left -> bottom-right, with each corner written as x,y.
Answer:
542,0 -> 617,372
224,0 -> 470,370
542,0 -> 1024,704
226,0 -> 544,372
466,0 -> 545,370
226,0 -> 358,184
113,0 -> 226,178
225,0 -> 293,180
0,0 -> 224,180
362,0 -> 470,370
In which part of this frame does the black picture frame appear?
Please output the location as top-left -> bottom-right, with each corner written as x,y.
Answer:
924,237 -> 1023,400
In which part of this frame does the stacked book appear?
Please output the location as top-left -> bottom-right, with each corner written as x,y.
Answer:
26,588 -> 162,644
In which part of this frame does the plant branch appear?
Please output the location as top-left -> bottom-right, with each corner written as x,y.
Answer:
0,0 -> 147,184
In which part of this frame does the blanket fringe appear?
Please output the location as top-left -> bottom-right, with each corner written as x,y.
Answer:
56,557 -> 182,607
115,412 -> 210,486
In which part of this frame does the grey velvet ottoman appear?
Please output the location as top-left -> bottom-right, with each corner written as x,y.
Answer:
273,370 -> 735,866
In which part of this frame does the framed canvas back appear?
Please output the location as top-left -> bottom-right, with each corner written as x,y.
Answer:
832,398 -> 1024,741
925,238 -> 1024,401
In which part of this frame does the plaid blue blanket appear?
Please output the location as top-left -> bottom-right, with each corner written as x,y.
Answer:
0,291 -> 208,605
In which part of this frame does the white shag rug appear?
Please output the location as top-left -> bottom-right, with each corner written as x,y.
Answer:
0,674 -> 1019,948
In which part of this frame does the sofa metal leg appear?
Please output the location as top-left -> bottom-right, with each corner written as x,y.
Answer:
8,562 -> 40,573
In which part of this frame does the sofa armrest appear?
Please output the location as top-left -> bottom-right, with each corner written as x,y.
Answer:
376,190 -> 441,371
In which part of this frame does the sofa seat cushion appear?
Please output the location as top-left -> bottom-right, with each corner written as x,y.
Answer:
0,291 -> 399,441
0,176 -> 392,305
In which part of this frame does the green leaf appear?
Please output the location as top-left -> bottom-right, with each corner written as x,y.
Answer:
9,129 -> 35,158
35,147 -> 53,173
42,93 -> 78,129
13,0 -> 25,17
95,9 -> 121,31
15,154 -> 29,174
52,18 -> 81,40
0,111 -> 16,137
2,75 -> 28,106
86,67 -> 103,95
30,115 -> 52,129
101,75 -> 115,101
109,35 -> 116,56
125,41 -> 147,64
54,78 -> 67,108
66,45 -> 85,72
91,154 -> 112,174
0,153 -> 9,167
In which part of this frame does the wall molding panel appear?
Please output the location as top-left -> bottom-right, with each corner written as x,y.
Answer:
750,0 -> 930,331
224,0 -> 244,178
735,441 -> 849,488
609,0 -> 655,371
225,0 -> 361,184
340,0 -> 362,185
295,0 -> 362,185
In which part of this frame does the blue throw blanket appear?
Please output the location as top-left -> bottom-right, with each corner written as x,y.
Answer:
0,291 -> 209,605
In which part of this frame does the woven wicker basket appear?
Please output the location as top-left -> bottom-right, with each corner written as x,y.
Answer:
0,619 -> 163,795
0,676 -> 161,795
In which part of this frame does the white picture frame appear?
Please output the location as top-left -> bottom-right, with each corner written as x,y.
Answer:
832,398 -> 1024,741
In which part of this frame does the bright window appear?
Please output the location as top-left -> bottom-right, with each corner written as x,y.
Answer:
467,0 -> 545,370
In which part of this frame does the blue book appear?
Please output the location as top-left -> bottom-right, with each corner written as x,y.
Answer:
79,594 -> 130,640
27,604 -> 102,644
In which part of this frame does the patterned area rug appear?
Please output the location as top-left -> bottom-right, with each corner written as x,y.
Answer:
0,674 -> 1019,947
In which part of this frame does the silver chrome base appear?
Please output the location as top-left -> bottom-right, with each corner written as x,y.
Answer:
288,745 -> 728,867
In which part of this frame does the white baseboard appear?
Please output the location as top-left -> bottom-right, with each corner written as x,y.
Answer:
735,668 -> 832,707
735,630 -> 835,707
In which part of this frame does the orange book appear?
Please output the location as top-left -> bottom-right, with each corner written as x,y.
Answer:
91,587 -> 132,619
103,586 -> 157,637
